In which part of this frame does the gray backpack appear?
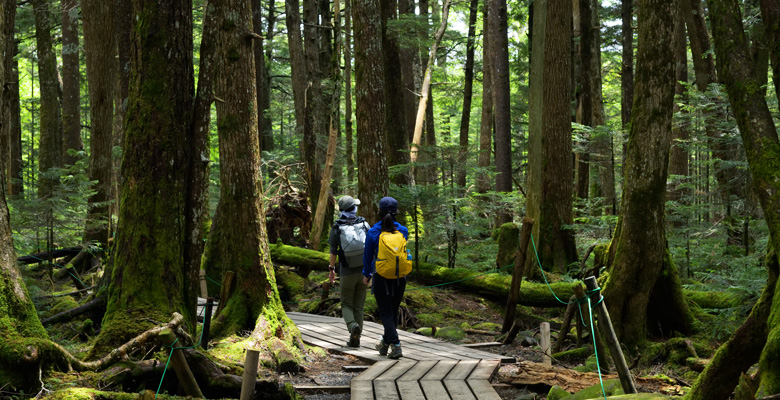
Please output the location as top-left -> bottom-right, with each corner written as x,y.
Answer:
338,220 -> 369,268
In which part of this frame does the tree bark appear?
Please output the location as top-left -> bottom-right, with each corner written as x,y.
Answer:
575,0 -> 591,202
603,0 -> 693,349
526,0 -> 577,273
82,0 -> 116,248
344,0 -> 355,185
761,0 -> 780,106
457,0 -> 478,190
489,0 -> 512,224
112,0 -> 131,223
254,0 -> 274,152
285,0 -> 306,135
668,0 -> 689,211
478,1 -> 493,194
32,0 -> 63,201
383,0 -> 411,188
621,0 -> 634,171
61,0 -> 82,165
303,0 -> 324,235
398,0 -> 417,145
5,33 -> 23,196
90,0 -> 200,357
353,0 -> 389,224
707,0 -> 780,394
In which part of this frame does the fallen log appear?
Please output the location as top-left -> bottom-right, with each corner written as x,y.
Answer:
267,244 -> 747,309
41,296 -> 106,326
16,247 -> 82,265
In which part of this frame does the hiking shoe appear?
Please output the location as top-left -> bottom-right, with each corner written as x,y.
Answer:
388,343 -> 403,359
375,338 -> 389,356
348,324 -> 361,347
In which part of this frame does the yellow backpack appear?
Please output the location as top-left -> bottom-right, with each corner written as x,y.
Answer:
375,231 -> 412,279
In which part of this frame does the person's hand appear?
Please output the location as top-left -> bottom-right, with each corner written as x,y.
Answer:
362,276 -> 370,286
328,269 -> 336,284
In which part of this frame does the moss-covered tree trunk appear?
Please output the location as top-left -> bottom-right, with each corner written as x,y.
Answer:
526,0 -> 578,273
61,0 -> 82,166
32,0 -> 62,201
353,0 -> 389,224
706,0 -> 780,395
82,0 -> 116,248
90,0 -> 204,356
602,0 -> 693,350
203,0 -> 300,351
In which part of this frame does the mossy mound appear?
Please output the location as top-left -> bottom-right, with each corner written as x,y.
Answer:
472,321 -> 502,331
416,327 -> 434,336
435,326 -> 466,341
561,379 -> 624,399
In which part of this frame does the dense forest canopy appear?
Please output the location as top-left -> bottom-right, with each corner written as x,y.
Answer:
1,0 -> 780,398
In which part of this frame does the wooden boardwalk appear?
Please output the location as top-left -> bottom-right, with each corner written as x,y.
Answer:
288,312 -> 514,364
351,359 -> 502,400
288,312 -> 510,399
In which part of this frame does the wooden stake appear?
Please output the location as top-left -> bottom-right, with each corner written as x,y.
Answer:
199,269 -> 208,298
573,283 -> 609,374
240,349 -> 260,400
553,295 -> 578,353
502,217 -> 535,333
584,276 -> 637,394
540,322 -> 551,365
201,298 -> 214,350
158,329 -> 204,398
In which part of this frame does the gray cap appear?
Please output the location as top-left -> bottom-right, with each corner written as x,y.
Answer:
338,195 -> 360,211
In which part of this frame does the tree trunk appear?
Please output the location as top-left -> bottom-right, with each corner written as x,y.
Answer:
89,0 -> 201,357
489,0 -> 512,224
1,0 -> 13,191
112,0 -> 131,223
575,0 -> 591,203
603,0 -> 693,349
668,3 -> 689,213
61,0 -> 82,165
5,34 -> 23,196
478,1 -> 493,194
82,0 -> 116,248
526,0 -> 577,273
32,0 -> 63,201
621,0 -> 633,171
383,0 -> 411,188
303,0 -> 324,237
254,0 -> 274,152
353,0 -> 389,224
285,0 -> 306,135
457,0 -> 478,190
344,0 -> 355,186
707,0 -> 780,394
399,0 -> 418,145
761,0 -> 780,106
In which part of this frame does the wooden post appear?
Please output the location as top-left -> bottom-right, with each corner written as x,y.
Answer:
201,297 -> 214,350
540,322 -> 551,365
158,329 -> 204,398
199,269 -> 208,298
573,284 -> 609,374
502,217 -> 535,333
553,295 -> 578,353
584,276 -> 637,394
240,349 -> 260,400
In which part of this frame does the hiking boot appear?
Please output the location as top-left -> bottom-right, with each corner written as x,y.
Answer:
348,324 -> 361,347
387,343 -> 403,359
375,338 -> 389,356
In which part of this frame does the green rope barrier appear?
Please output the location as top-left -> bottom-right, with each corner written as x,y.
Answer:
529,233 -> 571,305
205,276 -> 223,288
585,296 -> 608,400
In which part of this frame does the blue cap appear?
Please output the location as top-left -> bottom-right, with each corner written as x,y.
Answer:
379,197 -> 398,214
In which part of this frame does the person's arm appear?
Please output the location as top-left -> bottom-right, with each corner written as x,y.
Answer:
362,227 -> 376,283
328,253 -> 337,283
328,228 -> 339,283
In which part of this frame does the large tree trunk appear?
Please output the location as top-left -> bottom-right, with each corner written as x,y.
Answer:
112,0 -> 131,223
203,0 -> 300,355
478,1 -> 493,194
82,0 -> 116,248
603,0 -> 693,349
621,0 -> 633,171
383,0 -> 411,188
489,0 -> 512,224
707,0 -> 780,395
353,0 -> 389,224
90,0 -> 201,357
4,29 -> 23,196
285,0 -> 306,136
668,3 -> 689,219
254,0 -> 274,152
344,0 -> 355,186
456,0 -> 478,190
303,0 -> 324,237
1,0 -> 13,191
61,0 -> 82,166
32,0 -> 63,201
398,0 -> 417,145
526,0 -> 577,273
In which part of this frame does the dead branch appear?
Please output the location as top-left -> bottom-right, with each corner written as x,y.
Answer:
41,296 -> 105,326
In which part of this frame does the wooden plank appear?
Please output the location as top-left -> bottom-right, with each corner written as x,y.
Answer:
444,360 -> 479,381
467,380 -> 502,400
397,381 -> 427,400
461,342 -> 503,348
399,360 -> 439,381
373,380 -> 400,400
444,380 -> 476,400
420,380 -> 451,399
351,380 -> 374,400
421,359 -> 458,381
375,360 -> 417,381
353,361 -> 396,382
467,360 -> 500,381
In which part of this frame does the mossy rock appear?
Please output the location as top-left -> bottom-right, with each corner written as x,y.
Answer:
496,223 -> 520,271
472,322 -> 502,331
44,296 -> 79,318
561,378 -> 624,399
573,354 -> 602,373
435,326 -> 465,341
404,287 -> 436,308
552,346 -> 593,362
416,327 -> 434,336
276,268 -> 306,300
548,385 -> 571,400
